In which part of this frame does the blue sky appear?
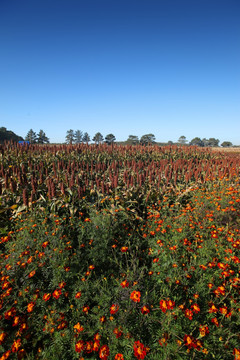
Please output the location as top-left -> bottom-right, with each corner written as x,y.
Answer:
1,0 -> 239,144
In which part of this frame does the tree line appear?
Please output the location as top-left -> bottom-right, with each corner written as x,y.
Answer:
0,127 -> 235,147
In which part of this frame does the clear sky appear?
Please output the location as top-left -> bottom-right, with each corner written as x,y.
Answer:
1,0 -> 239,144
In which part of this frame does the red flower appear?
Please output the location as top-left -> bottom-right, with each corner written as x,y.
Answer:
99,345 -> 110,360
114,354 -> 124,360
75,340 -> 85,353
133,341 -> 147,359
43,293 -> 51,301
11,338 -> 21,352
27,302 -> 35,313
130,291 -> 141,303
141,305 -> 150,315
191,303 -> 200,314
52,289 -> 62,299
75,291 -> 82,299
110,304 -> 119,315
159,300 -> 167,313
120,280 -> 129,288
184,309 -> 193,320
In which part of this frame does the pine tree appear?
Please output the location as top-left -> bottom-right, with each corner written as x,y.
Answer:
25,129 -> 37,144
37,130 -> 49,144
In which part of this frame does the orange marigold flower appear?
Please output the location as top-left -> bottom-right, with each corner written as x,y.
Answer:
11,338 -> 21,352
114,354 -> 124,360
211,317 -> 219,327
113,327 -> 123,338
141,305 -> 150,315
52,289 -> 62,299
83,305 -> 89,314
110,304 -> 119,315
191,303 -> 200,314
75,340 -> 85,353
100,316 -> 106,323
43,293 -> 51,301
199,325 -> 209,337
28,270 -> 36,278
121,246 -> 128,252
58,281 -> 66,289
75,291 -> 82,298
0,332 -> 6,345
85,341 -> 93,353
233,348 -> 240,360
159,300 -> 168,313
27,302 -> 35,313
130,290 -> 141,303
167,300 -> 175,310
74,322 -> 84,333
184,309 -> 193,320
120,280 -> 129,288
99,345 -> 110,360
133,340 -> 147,359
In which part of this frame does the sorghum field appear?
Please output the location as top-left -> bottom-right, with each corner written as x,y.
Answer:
0,143 -> 239,360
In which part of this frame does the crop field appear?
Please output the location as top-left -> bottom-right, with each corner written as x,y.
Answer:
0,143 -> 239,360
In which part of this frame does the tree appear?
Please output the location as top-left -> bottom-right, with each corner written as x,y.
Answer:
93,132 -> 104,144
178,135 -> 188,145
0,127 -> 23,143
208,138 -> 220,147
82,132 -> 91,143
37,129 -> 49,144
189,137 -> 204,147
25,129 -> 37,144
65,129 -> 75,144
127,135 -> 139,145
221,141 -> 233,147
105,133 -> 116,145
74,130 -> 83,144
140,134 -> 156,145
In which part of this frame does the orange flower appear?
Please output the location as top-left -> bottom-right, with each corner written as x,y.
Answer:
120,280 -> 129,288
184,309 -> 193,320
27,302 -> 35,313
191,303 -> 200,314
133,341 -> 147,359
114,354 -> 124,360
121,246 -> 128,252
0,332 -> 6,345
99,345 -> 110,359
130,291 -> 141,303
83,305 -> 89,314
110,304 -> 119,315
74,322 -> 84,333
75,340 -> 85,353
11,338 -> 21,352
52,289 -> 62,299
199,325 -> 209,337
141,305 -> 150,315
159,300 -> 167,313
43,293 -> 51,301
75,291 -> 82,298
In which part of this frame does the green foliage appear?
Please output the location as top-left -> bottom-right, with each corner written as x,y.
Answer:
0,144 -> 239,359
0,127 -> 24,143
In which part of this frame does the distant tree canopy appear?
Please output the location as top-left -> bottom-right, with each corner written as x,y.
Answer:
65,129 -> 75,144
127,135 -> 139,145
140,134 -> 156,145
93,132 -> 104,144
37,130 -> 49,144
105,134 -> 116,145
25,129 -> 37,144
74,130 -> 83,144
25,129 -> 50,144
82,132 -> 91,143
0,127 -> 24,143
189,137 -> 204,147
221,141 -> 233,147
178,135 -> 188,144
